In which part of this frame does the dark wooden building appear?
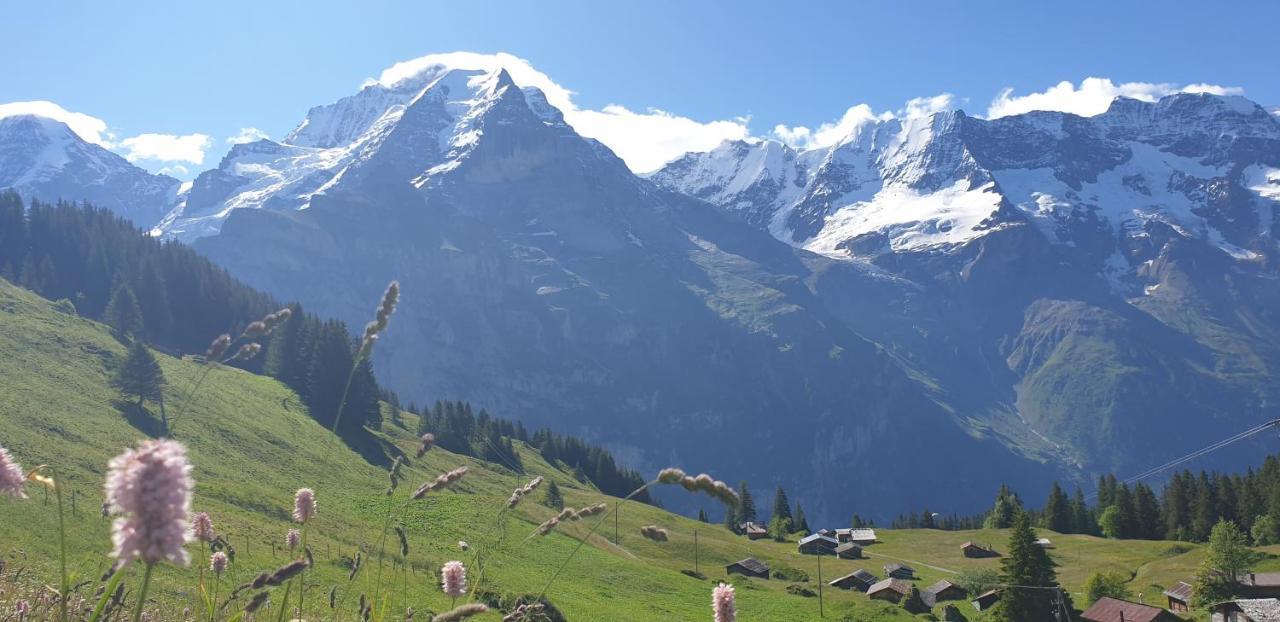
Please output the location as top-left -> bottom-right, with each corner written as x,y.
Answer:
725,557 -> 770,580
798,533 -> 839,555
828,569 -> 878,592
1210,598 -> 1280,622
1239,573 -> 1280,598
960,541 -> 999,558
884,562 -> 916,580
971,589 -> 1001,612
740,522 -> 768,540
922,580 -> 967,607
1080,597 -> 1179,622
836,542 -> 863,560
867,578 -> 913,604
1163,581 -> 1192,613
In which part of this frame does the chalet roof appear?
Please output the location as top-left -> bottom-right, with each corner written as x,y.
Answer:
835,542 -> 861,552
1218,599 -> 1280,622
867,578 -> 912,597
798,533 -> 838,546
960,541 -> 989,549
848,528 -> 877,540
728,557 -> 769,575
1080,597 -> 1169,622
1242,573 -> 1280,588
740,522 -> 767,534
973,589 -> 1002,601
835,528 -> 852,535
1163,581 -> 1193,602
829,569 -> 877,587
926,580 -> 958,594
1034,537 -> 1053,547
884,562 -> 915,573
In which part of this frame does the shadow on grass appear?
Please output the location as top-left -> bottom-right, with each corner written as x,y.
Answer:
112,399 -> 165,438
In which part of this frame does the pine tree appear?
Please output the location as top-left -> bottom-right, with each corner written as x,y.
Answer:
793,502 -> 810,534
136,257 -> 172,342
734,481 -> 757,525
543,480 -> 564,510
1043,482 -> 1071,534
697,508 -> 709,523
984,485 -> 1022,529
772,486 -> 793,524
1069,487 -> 1093,535
112,341 -> 166,423
1134,483 -> 1162,540
990,512 -> 1062,622
103,281 -> 144,337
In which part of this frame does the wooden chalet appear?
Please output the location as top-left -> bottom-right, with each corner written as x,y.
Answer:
1080,597 -> 1178,622
1163,581 -> 1192,613
866,578 -> 913,604
835,542 -> 863,560
798,533 -> 839,555
971,589 -> 1001,612
829,569 -> 878,592
847,528 -> 877,545
725,557 -> 770,580
921,580 -> 966,607
960,541 -> 999,558
740,522 -> 768,540
1239,573 -> 1280,598
884,562 -> 916,580
1210,598 -> 1280,622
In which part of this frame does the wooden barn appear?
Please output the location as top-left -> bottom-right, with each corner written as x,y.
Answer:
829,569 -> 878,592
971,589 -> 1001,612
884,562 -> 916,580
1210,598 -> 1280,622
836,542 -> 863,560
740,522 -> 768,540
960,541 -> 999,558
922,580 -> 967,606
1080,597 -> 1179,622
798,533 -> 839,555
867,578 -> 913,604
1239,573 -> 1280,598
1163,581 -> 1192,613
725,557 -> 770,580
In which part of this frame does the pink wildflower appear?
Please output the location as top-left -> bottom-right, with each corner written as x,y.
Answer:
286,528 -> 301,551
15,599 -> 29,615
713,582 -> 736,622
104,439 -> 194,566
440,560 -> 467,599
192,511 -> 214,542
0,444 -> 26,499
293,487 -> 316,523
210,551 -> 228,576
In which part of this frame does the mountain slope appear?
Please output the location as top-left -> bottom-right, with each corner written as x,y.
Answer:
0,115 -> 181,227
179,65 -> 1060,524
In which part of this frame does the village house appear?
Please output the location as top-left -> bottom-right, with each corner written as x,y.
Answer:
836,542 -> 863,560
884,562 -> 916,580
835,528 -> 853,543
921,579 -> 967,607
798,533 -> 839,555
1210,598 -> 1280,622
960,541 -> 999,558
848,528 -> 877,545
1239,573 -> 1280,599
1080,597 -> 1179,622
725,557 -> 770,580
866,578 -> 913,604
1034,537 -> 1054,548
828,569 -> 878,592
1163,581 -> 1193,613
740,522 -> 768,540
971,589 -> 1001,612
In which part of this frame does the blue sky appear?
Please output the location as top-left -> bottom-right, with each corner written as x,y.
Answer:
4,0 -> 1278,177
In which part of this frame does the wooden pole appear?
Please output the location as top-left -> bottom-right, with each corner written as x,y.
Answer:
817,551 -> 824,617
614,502 -> 619,545
694,530 -> 699,575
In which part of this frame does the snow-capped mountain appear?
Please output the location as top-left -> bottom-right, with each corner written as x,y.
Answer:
158,66 -> 583,240
655,94 -> 1280,276
0,115 -> 180,226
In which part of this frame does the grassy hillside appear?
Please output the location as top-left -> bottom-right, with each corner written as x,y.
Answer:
2,277 -> 1278,621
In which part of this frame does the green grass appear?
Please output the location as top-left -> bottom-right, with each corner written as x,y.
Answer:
0,277 -> 1272,621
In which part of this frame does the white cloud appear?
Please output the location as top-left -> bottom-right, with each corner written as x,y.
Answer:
771,94 -> 957,150
227,127 -> 269,144
0,100 -> 114,145
118,133 -> 212,165
157,164 -> 189,177
366,52 -> 749,173
986,77 -> 1245,119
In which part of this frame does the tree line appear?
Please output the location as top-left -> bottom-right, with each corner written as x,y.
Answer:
2,193 -> 650,499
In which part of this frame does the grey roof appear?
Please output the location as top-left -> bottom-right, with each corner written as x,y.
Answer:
727,557 -> 770,575
1162,581 -> 1192,602
798,533 -> 838,546
926,579 -> 958,594
885,562 -> 915,573
868,578 -> 912,597
829,569 -> 877,587
836,542 -> 861,552
848,528 -> 877,540
1220,599 -> 1280,622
